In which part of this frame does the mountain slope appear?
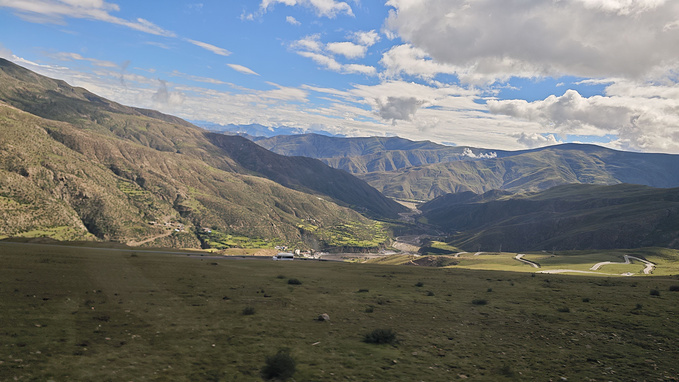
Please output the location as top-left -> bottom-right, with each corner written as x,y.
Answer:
0,58 -> 394,248
254,133 -> 506,173
359,145 -> 679,200
420,184 -> 679,251
206,134 -> 406,219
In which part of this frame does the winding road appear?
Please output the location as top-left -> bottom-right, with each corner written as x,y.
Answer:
515,254 -> 540,268
590,255 -> 655,275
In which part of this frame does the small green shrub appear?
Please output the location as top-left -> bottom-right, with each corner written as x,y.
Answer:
557,307 -> 570,313
650,289 -> 660,296
261,349 -> 296,381
471,299 -> 487,305
242,306 -> 255,315
487,288 -> 493,292
357,288 -> 369,293
426,290 -> 435,296
364,328 -> 397,345
276,274 -> 286,279
582,297 -> 590,302
669,285 -> 679,292
287,278 -> 302,285
365,306 -> 374,313
415,281 -> 424,287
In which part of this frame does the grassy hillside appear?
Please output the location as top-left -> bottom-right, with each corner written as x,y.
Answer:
0,58 -> 395,249
420,183 -> 679,251
2,242 -> 678,381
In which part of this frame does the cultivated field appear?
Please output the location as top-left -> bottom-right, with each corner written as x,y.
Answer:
1,242 -> 678,381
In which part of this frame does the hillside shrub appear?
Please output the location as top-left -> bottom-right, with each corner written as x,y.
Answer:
471,299 -> 487,305
242,306 -> 255,315
261,349 -> 296,381
364,328 -> 397,345
415,281 -> 424,287
287,278 -> 302,285
650,289 -> 660,296
557,307 -> 570,313
669,285 -> 679,292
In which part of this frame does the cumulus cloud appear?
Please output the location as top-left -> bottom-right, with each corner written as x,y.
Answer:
352,30 -> 380,46
385,0 -> 679,83
293,35 -> 376,75
376,96 -> 425,124
489,89 -> 679,153
227,64 -> 259,76
380,43 -> 457,80
514,132 -> 562,149
326,41 -> 366,59
260,0 -> 353,18
0,0 -> 176,36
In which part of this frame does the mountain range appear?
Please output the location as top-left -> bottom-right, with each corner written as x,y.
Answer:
0,58 -> 403,249
254,134 -> 679,201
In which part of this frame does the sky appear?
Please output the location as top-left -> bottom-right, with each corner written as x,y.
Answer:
1,0 -> 679,153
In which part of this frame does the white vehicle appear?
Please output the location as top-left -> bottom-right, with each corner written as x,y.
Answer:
272,253 -> 294,261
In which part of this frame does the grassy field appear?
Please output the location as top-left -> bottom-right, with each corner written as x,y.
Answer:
1,242 -> 678,381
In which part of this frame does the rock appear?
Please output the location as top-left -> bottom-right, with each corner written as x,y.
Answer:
317,313 -> 330,321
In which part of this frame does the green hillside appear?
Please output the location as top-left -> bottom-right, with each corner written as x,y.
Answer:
0,58 -> 395,250
420,183 -> 679,251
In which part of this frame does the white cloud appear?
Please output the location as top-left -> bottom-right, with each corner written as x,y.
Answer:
260,0 -> 353,18
0,0 -> 175,36
385,0 -> 679,83
462,147 -> 497,159
352,30 -> 380,46
48,51 -> 118,68
184,38 -> 231,56
170,70 -> 228,85
227,64 -> 259,76
326,41 -> 366,59
285,15 -> 300,25
488,89 -> 679,153
380,43 -> 457,80
292,34 -> 323,52
513,133 -> 562,149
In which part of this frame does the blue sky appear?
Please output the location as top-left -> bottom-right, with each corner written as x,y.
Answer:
1,0 -> 679,153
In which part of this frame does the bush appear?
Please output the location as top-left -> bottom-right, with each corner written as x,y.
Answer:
365,306 -> 374,313
582,297 -> 590,302
650,289 -> 660,296
364,328 -> 397,345
357,288 -> 369,293
471,299 -> 487,305
669,285 -> 679,292
557,307 -> 570,313
287,278 -> 302,285
242,306 -> 255,315
426,290 -> 435,296
261,349 -> 296,381
415,281 -> 424,287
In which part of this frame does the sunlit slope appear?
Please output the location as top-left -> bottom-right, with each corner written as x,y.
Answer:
0,58 -> 395,248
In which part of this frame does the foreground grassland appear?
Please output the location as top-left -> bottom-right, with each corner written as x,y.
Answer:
1,242 -> 678,381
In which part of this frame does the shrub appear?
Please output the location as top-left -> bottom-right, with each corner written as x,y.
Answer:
426,290 -> 435,296
471,299 -> 487,305
669,285 -> 679,292
276,274 -> 286,279
415,281 -> 424,287
261,349 -> 296,381
557,307 -> 570,313
242,306 -> 255,315
365,306 -> 374,313
364,328 -> 397,345
487,288 -> 493,292
650,289 -> 660,296
582,297 -> 590,302
357,288 -> 369,293
287,278 -> 302,285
